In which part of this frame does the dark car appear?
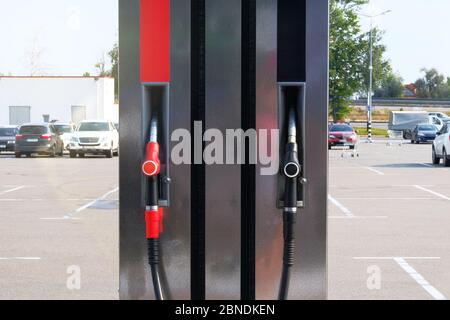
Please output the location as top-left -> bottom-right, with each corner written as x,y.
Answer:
411,124 -> 437,144
15,123 -> 64,158
0,126 -> 19,153
328,124 -> 358,150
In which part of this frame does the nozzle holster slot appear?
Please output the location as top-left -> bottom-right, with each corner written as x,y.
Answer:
142,83 -> 171,207
277,83 -> 306,209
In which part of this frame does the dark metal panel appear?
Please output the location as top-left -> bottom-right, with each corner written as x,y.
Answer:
119,0 -> 192,300
255,0 -> 328,300
119,0 -> 149,300
254,0 -> 281,300
205,0 -> 242,300
163,0 -> 192,300
289,0 -> 329,300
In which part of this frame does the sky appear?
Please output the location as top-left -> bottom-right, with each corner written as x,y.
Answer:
360,0 -> 450,83
0,0 -> 118,76
0,0 -> 448,83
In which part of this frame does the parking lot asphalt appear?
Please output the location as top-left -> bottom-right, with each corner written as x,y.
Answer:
328,139 -> 450,300
0,153 -> 118,300
1,138 -> 449,300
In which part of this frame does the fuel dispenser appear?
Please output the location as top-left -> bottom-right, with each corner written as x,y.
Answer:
119,0 -> 329,300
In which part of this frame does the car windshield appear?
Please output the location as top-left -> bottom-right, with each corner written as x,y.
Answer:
418,125 -> 436,131
0,128 -> 16,136
330,125 -> 353,132
54,125 -> 73,133
78,123 -> 109,132
19,126 -> 47,135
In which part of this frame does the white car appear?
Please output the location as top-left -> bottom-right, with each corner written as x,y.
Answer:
429,112 -> 450,121
432,123 -> 450,167
69,120 -> 119,158
429,115 -> 445,132
53,123 -> 76,150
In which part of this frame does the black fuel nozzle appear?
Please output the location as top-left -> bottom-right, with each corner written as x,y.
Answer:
278,108 -> 301,301
283,109 -> 301,209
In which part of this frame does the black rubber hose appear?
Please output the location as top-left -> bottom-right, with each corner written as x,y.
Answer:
278,210 -> 296,300
148,238 -> 164,300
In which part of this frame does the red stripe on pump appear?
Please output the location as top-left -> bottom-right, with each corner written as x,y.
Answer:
140,0 -> 170,83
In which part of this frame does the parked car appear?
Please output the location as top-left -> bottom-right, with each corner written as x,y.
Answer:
411,124 -> 438,144
0,126 -> 19,153
15,123 -> 64,158
432,123 -> 450,167
328,124 -> 358,150
69,120 -> 119,158
389,111 -> 430,140
428,112 -> 450,121
53,123 -> 76,150
429,115 -> 445,132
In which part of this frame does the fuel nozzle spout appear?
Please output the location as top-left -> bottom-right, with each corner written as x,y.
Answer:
283,109 -> 301,180
142,119 -> 161,177
279,108 -> 301,301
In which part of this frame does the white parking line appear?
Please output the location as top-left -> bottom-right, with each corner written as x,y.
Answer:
0,186 -> 25,196
417,163 -> 434,168
414,185 -> 450,201
353,256 -> 445,300
394,257 -> 446,300
328,195 -> 354,217
337,197 -> 434,201
329,216 -> 388,220
354,257 -> 441,260
0,257 -> 41,261
40,187 -> 119,220
365,167 -> 385,176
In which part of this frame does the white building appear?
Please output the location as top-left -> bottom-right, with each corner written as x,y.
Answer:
0,76 -> 118,126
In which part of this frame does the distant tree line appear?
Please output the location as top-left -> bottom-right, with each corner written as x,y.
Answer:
329,0 -> 395,121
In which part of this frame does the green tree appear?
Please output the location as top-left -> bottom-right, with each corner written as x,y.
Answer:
374,72 -> 404,98
415,68 -> 449,98
329,0 -> 368,121
329,0 -> 395,121
93,42 -> 119,100
358,28 -> 393,96
108,42 -> 119,100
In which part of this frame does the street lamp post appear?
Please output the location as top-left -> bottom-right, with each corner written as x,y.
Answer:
359,9 -> 391,143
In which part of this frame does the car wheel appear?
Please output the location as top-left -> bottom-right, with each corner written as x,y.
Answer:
432,147 -> 440,165
444,149 -> 450,167
105,149 -> 113,158
79,153 -> 85,158
411,140 -> 415,144
69,151 -> 77,158
49,146 -> 56,158
15,152 -> 21,158
113,149 -> 119,157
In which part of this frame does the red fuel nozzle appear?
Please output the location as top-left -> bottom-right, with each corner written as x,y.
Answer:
145,207 -> 164,239
142,142 -> 161,177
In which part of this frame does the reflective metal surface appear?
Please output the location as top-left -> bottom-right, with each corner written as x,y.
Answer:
119,0 -> 149,300
290,0 -> 328,300
255,0 -> 328,300
255,0 -> 281,300
163,0 -> 192,300
119,0 -> 192,300
205,0 -> 242,300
